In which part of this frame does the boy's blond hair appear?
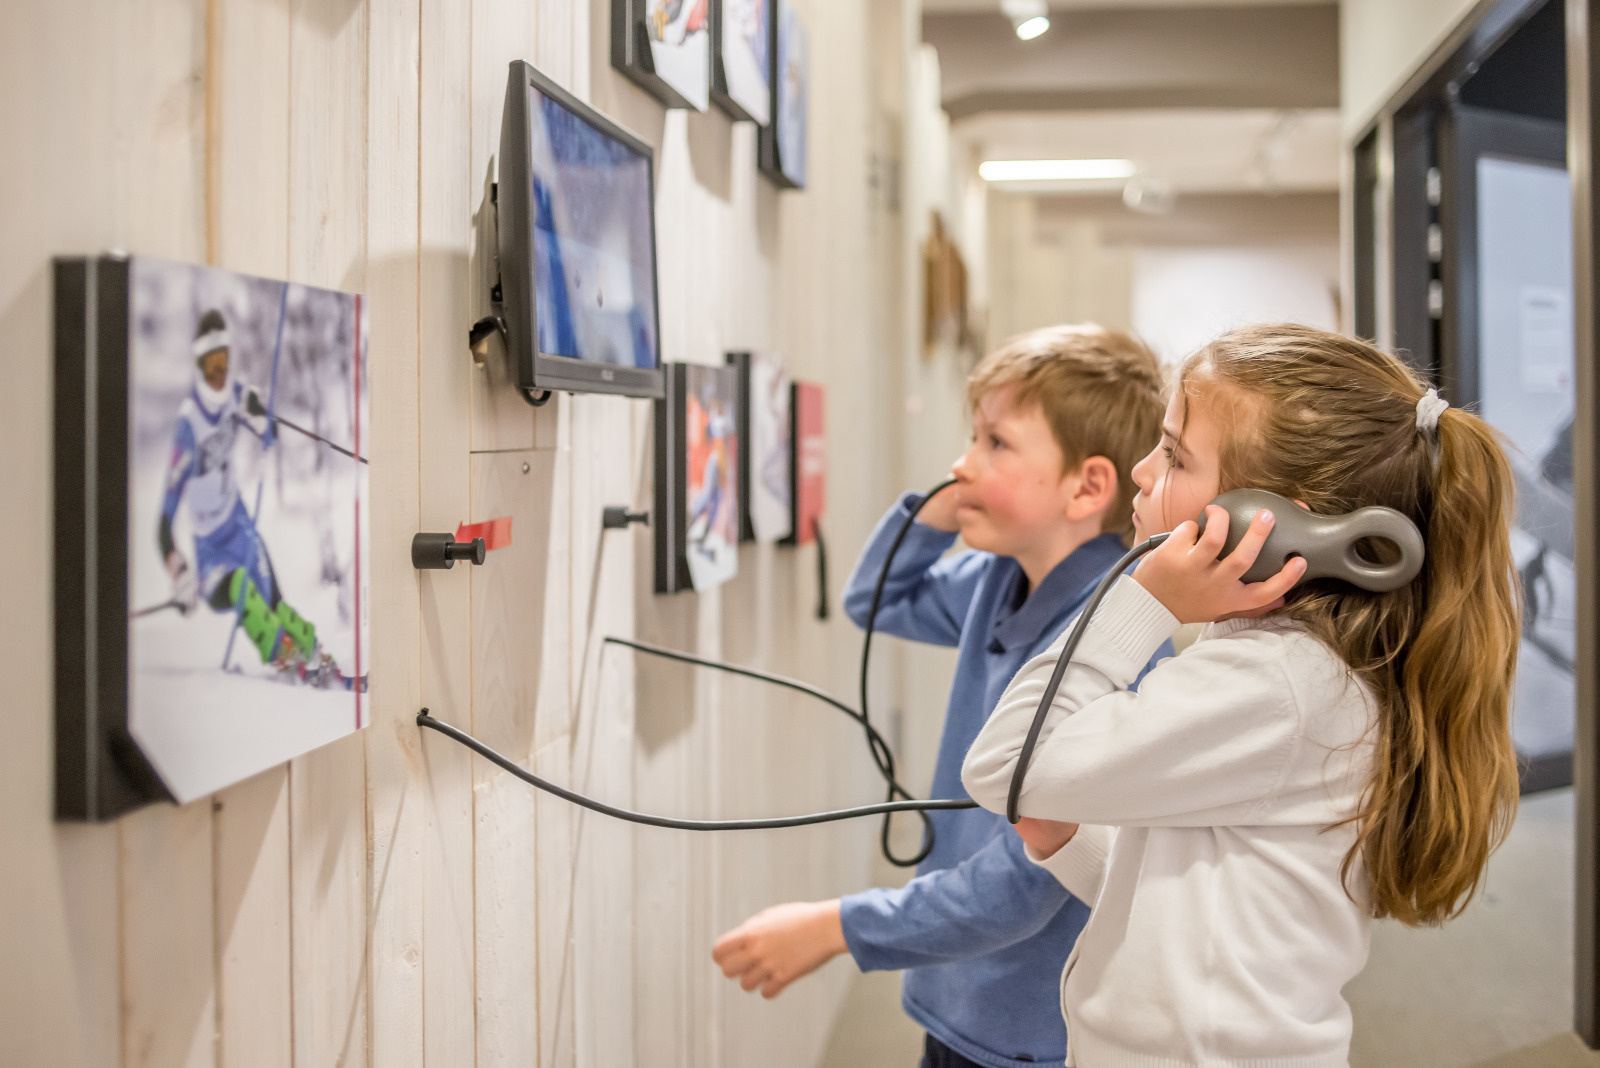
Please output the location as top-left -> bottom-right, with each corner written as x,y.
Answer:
967,324 -> 1164,543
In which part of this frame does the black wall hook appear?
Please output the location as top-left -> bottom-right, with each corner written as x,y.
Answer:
602,506 -> 650,530
412,533 -> 487,570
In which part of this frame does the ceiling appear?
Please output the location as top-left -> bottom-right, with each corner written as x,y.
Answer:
959,108 -> 1342,194
924,0 -> 1329,8
926,4 -> 1339,118
926,1 -> 1342,197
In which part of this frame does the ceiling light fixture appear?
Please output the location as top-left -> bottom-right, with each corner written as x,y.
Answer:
979,158 -> 1137,182
1000,0 -> 1050,40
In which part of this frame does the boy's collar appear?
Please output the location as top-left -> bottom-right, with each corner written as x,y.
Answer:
988,533 -> 1128,655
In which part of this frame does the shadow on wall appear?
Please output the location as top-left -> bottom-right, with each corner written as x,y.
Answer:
632,420 -> 701,756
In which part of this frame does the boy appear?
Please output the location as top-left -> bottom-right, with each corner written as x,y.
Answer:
711,324 -> 1167,1068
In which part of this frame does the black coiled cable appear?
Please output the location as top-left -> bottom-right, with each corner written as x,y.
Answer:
416,479 -> 979,843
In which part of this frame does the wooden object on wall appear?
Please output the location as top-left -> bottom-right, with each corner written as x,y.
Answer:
922,208 -> 971,358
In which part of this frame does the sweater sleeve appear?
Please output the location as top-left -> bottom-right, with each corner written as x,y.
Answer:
838,826 -> 1074,970
840,492 -> 985,648
1025,823 -> 1114,906
962,577 -> 1305,828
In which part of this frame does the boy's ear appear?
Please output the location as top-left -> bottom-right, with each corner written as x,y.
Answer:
1065,455 -> 1120,521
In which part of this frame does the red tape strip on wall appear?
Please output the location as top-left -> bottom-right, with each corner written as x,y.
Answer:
455,517 -> 513,551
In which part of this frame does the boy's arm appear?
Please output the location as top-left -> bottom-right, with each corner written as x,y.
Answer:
840,492 -> 983,648
838,829 -> 1075,970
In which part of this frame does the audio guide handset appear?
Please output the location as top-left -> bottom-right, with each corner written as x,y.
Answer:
1001,488 -> 1426,823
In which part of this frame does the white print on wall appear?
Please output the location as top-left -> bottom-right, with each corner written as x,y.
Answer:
649,0 -> 711,111
128,257 -> 370,803
722,0 -> 770,124
748,352 -> 792,541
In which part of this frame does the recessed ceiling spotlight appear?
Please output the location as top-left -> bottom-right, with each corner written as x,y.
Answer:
1000,0 -> 1050,40
1015,16 -> 1050,40
979,158 -> 1137,182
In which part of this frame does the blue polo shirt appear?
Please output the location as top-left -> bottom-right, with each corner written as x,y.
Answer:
838,492 -> 1168,1068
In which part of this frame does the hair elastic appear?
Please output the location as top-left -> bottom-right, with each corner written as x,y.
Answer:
1415,388 -> 1449,435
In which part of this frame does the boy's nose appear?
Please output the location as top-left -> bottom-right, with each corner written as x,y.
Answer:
951,449 -> 976,482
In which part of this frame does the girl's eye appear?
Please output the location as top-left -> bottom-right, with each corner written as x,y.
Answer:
1162,444 -> 1182,470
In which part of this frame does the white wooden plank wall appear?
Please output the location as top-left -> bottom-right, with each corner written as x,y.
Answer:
0,0 -> 944,1065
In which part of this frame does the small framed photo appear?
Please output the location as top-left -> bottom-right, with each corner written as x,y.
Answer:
711,0 -> 771,124
727,351 -> 791,542
655,362 -> 741,593
55,254 -> 370,821
758,0 -> 808,188
783,380 -> 825,546
612,0 -> 711,111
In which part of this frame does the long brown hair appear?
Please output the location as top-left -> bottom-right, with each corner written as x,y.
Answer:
1179,323 -> 1520,927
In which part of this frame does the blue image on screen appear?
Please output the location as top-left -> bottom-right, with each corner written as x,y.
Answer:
528,90 -> 658,369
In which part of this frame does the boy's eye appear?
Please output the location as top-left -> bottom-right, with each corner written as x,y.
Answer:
990,434 -> 1004,449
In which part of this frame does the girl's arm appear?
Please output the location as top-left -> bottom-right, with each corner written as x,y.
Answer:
962,576 -> 1316,829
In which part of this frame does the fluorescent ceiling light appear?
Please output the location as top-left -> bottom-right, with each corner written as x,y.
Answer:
1015,15 -> 1050,39
979,158 -> 1137,182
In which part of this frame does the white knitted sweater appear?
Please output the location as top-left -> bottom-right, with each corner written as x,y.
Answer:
962,577 -> 1377,1068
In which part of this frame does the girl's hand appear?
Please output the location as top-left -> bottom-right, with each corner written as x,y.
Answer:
1133,506 -> 1306,624
1014,817 -> 1079,858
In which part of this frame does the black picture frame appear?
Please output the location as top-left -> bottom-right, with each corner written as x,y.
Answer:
498,60 -> 666,401
55,254 -> 372,822
758,0 -> 808,189
54,255 -> 175,822
611,0 -> 711,111
654,362 -> 742,593
711,0 -> 771,124
726,350 -> 792,543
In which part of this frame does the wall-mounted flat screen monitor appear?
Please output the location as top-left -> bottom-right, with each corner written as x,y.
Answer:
498,60 -> 664,400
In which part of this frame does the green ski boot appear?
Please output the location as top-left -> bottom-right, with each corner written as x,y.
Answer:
229,570 -> 285,664
274,599 -> 318,658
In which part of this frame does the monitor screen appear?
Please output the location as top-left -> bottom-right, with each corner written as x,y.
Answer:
499,61 -> 664,399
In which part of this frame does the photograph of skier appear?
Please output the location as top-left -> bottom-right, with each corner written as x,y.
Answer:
645,0 -> 710,110
684,364 -> 739,590
127,257 -> 369,804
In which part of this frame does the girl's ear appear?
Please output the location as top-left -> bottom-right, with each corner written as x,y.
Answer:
1067,455 -> 1119,520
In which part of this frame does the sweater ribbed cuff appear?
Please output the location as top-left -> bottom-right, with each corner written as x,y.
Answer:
1074,577 -> 1180,688
1026,823 -> 1112,905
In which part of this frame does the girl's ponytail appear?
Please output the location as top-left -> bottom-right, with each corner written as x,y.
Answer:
1185,323 -> 1522,927
1350,409 -> 1521,925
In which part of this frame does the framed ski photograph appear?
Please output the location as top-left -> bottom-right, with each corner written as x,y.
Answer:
758,0 -> 807,189
711,0 -> 770,124
654,361 -> 741,593
612,0 -> 711,111
726,350 -> 791,543
54,254 -> 370,820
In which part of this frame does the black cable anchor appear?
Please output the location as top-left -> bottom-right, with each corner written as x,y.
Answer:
412,533 -> 487,570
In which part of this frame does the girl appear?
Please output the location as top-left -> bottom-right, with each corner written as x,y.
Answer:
962,323 -> 1521,1067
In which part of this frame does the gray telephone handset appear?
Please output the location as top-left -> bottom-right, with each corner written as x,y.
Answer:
1196,488 -> 1425,592
1003,488 -> 1426,823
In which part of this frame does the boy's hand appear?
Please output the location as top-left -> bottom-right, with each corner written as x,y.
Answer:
711,899 -> 847,999
1133,506 -> 1305,624
914,480 -> 962,533
1014,817 -> 1078,858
